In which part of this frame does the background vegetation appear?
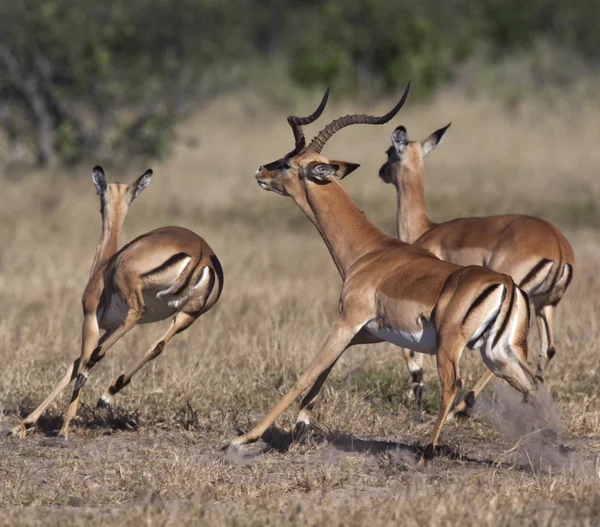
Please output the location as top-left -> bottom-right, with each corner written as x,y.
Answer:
1,0 -> 600,168
2,1 -> 600,524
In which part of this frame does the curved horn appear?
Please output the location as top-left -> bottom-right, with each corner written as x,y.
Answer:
287,86 -> 331,149
307,81 -> 411,154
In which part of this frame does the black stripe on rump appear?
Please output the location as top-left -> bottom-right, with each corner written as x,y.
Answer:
493,282 -> 515,347
210,254 -> 224,298
562,264 -> 573,290
461,284 -> 502,325
519,258 -> 553,290
520,288 -> 531,328
140,253 -> 191,278
550,263 -> 574,307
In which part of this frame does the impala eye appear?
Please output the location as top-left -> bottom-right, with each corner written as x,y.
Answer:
281,160 -> 290,170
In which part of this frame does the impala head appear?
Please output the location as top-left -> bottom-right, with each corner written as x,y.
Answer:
92,165 -> 153,215
256,83 -> 411,198
378,123 -> 451,185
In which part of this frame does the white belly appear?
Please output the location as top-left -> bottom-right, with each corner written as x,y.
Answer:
99,290 -> 178,328
366,321 -> 438,354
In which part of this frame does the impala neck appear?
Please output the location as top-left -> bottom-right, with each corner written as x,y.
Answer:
303,179 -> 387,279
393,163 -> 432,243
89,197 -> 128,277
288,190 -> 345,278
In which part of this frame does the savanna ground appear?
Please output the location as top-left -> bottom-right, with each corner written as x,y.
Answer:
1,88 -> 600,526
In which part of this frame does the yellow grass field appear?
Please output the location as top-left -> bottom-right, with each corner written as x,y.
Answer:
1,89 -> 600,525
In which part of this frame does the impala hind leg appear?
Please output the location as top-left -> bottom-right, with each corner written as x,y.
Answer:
229,319 -> 363,448
535,304 -> 556,376
98,311 -> 197,407
419,339 -> 464,466
402,348 -> 426,422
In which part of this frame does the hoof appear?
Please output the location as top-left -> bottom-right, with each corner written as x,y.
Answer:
74,373 -> 88,391
413,382 -> 426,401
423,443 -> 435,461
57,427 -> 71,440
292,421 -> 312,444
96,394 -> 113,408
8,423 -> 28,439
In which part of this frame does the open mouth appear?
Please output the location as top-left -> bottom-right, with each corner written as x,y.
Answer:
257,180 -> 268,190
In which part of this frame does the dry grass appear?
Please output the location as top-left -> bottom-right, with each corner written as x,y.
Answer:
1,88 -> 600,525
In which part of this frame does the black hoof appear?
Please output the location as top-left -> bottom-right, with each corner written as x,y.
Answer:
292,422 -> 311,444
73,373 -> 87,391
464,390 -> 476,409
423,443 -> 435,461
96,396 -> 111,409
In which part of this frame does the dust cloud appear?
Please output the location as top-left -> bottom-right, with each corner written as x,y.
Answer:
473,382 -> 597,478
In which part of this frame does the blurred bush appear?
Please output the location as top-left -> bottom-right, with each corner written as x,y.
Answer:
0,0 -> 598,169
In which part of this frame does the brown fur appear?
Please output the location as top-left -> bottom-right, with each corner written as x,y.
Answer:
12,167 -> 223,438
378,125 -> 575,414
231,101 -> 538,464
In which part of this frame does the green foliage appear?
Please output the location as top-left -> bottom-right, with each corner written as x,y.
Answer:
0,0 -> 599,169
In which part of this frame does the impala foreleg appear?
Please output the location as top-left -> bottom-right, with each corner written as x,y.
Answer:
230,320 -> 362,448
9,358 -> 81,437
402,348 -> 426,421
293,360 -> 339,442
98,311 -> 196,407
59,303 -> 143,438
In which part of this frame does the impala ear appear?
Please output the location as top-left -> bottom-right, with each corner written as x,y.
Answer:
391,126 -> 409,154
131,169 -> 153,201
92,165 -> 107,197
422,123 -> 451,157
306,161 -> 360,181
330,160 -> 360,179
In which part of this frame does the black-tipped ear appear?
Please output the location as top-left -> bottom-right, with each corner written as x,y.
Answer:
391,126 -> 409,154
422,123 -> 451,157
307,161 -> 360,182
131,169 -> 153,201
92,165 -> 107,196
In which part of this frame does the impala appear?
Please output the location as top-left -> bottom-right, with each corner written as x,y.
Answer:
378,124 -> 574,417
12,166 -> 223,438
229,85 -> 538,464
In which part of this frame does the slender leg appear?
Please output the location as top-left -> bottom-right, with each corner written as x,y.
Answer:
293,360 -> 339,441
418,340 -> 463,466
9,359 -> 81,437
402,348 -> 426,421
230,319 -> 362,447
58,303 -> 143,438
447,371 -> 494,420
292,328 -> 380,440
98,312 -> 196,406
536,305 -> 556,375
9,325 -> 121,437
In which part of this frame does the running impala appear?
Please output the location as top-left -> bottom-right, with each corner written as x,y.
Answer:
229,85 -> 539,465
12,167 -> 223,438
378,124 -> 574,417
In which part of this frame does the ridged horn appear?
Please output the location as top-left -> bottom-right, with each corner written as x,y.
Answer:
307,81 -> 410,153
287,86 -> 331,149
